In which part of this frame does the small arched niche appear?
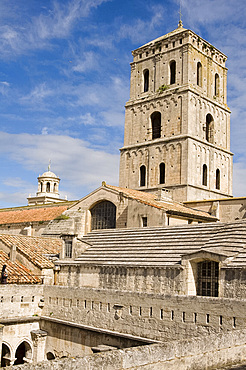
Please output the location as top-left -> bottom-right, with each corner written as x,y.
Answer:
170,60 -> 176,84
140,165 -> 146,187
159,163 -> 165,184
215,73 -> 219,96
205,113 -> 214,143
197,62 -> 202,86
202,164 -> 207,186
151,112 -> 161,139
216,168 -> 220,190
143,69 -> 149,92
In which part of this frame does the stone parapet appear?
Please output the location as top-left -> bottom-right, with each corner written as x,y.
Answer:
5,328 -> 246,369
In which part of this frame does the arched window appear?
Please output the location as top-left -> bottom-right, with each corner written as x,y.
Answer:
159,163 -> 165,184
140,165 -> 146,187
91,201 -> 116,230
170,61 -> 176,84
216,169 -> 220,190
206,113 -> 214,142
143,69 -> 149,92
54,183 -> 57,192
202,164 -> 207,186
1,343 -> 11,367
215,73 -> 219,96
14,341 -> 32,365
151,112 -> 161,139
40,182 -> 43,192
46,182 -> 50,192
197,260 -> 219,297
197,62 -> 202,86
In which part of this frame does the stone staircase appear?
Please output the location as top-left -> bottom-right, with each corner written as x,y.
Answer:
75,222 -> 225,266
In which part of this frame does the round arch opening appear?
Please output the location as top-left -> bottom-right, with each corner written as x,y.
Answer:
90,201 -> 116,230
1,343 -> 11,367
14,341 -> 32,365
47,352 -> 55,360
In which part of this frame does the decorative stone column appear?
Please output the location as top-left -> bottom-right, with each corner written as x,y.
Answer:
31,329 -> 48,364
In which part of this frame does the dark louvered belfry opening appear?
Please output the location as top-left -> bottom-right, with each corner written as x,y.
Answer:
151,112 -> 161,139
91,201 -> 116,230
197,260 -> 219,297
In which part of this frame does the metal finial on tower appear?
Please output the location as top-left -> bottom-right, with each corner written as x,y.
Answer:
48,159 -> 51,171
178,0 -> 183,28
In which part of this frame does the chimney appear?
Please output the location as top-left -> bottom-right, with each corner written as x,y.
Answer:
156,188 -> 173,202
10,245 -> 16,262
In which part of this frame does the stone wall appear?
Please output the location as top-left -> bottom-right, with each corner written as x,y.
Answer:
57,263 -> 246,299
57,265 -> 184,294
41,319 -> 145,359
0,285 -> 44,319
6,328 -> 246,369
42,286 -> 246,342
185,197 -> 246,222
0,221 -> 48,237
0,285 -> 45,366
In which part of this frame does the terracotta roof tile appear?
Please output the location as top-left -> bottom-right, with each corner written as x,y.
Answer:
106,185 -> 216,221
0,234 -> 62,269
0,250 -> 41,284
0,203 -> 74,225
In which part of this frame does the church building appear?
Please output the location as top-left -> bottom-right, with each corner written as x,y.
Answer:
1,22 -> 246,369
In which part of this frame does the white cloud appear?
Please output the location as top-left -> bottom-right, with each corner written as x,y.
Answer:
72,51 -> 99,73
3,177 -> 32,189
233,161 -> 246,197
0,81 -> 10,95
0,191 -> 29,207
0,81 -> 9,86
41,127 -> 49,135
0,131 -> 119,200
79,113 -> 96,125
20,83 -> 54,106
0,0 -> 111,56
117,4 -> 165,44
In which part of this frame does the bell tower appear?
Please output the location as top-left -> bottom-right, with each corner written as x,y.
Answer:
119,22 -> 233,202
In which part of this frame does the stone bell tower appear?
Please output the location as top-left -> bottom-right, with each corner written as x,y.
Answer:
119,21 -> 233,202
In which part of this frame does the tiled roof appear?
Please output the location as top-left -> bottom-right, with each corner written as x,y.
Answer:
68,221 -> 246,268
0,202 -> 75,225
74,222 -> 221,267
0,250 -> 41,284
105,184 -> 216,221
0,234 -> 62,269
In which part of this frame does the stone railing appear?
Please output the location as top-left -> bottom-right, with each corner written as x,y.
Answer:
42,286 -> 246,342
6,328 -> 246,370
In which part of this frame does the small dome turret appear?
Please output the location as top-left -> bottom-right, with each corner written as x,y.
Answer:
27,163 -> 66,205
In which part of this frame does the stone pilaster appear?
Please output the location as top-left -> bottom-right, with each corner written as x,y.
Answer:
31,329 -> 48,364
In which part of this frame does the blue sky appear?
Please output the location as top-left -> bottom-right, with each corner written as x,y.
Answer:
0,0 -> 245,207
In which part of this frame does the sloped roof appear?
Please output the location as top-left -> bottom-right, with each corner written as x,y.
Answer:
65,220 -> 246,268
105,184 -> 216,221
0,202 -> 75,225
0,234 -> 62,269
0,250 -> 41,284
139,23 -> 187,50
